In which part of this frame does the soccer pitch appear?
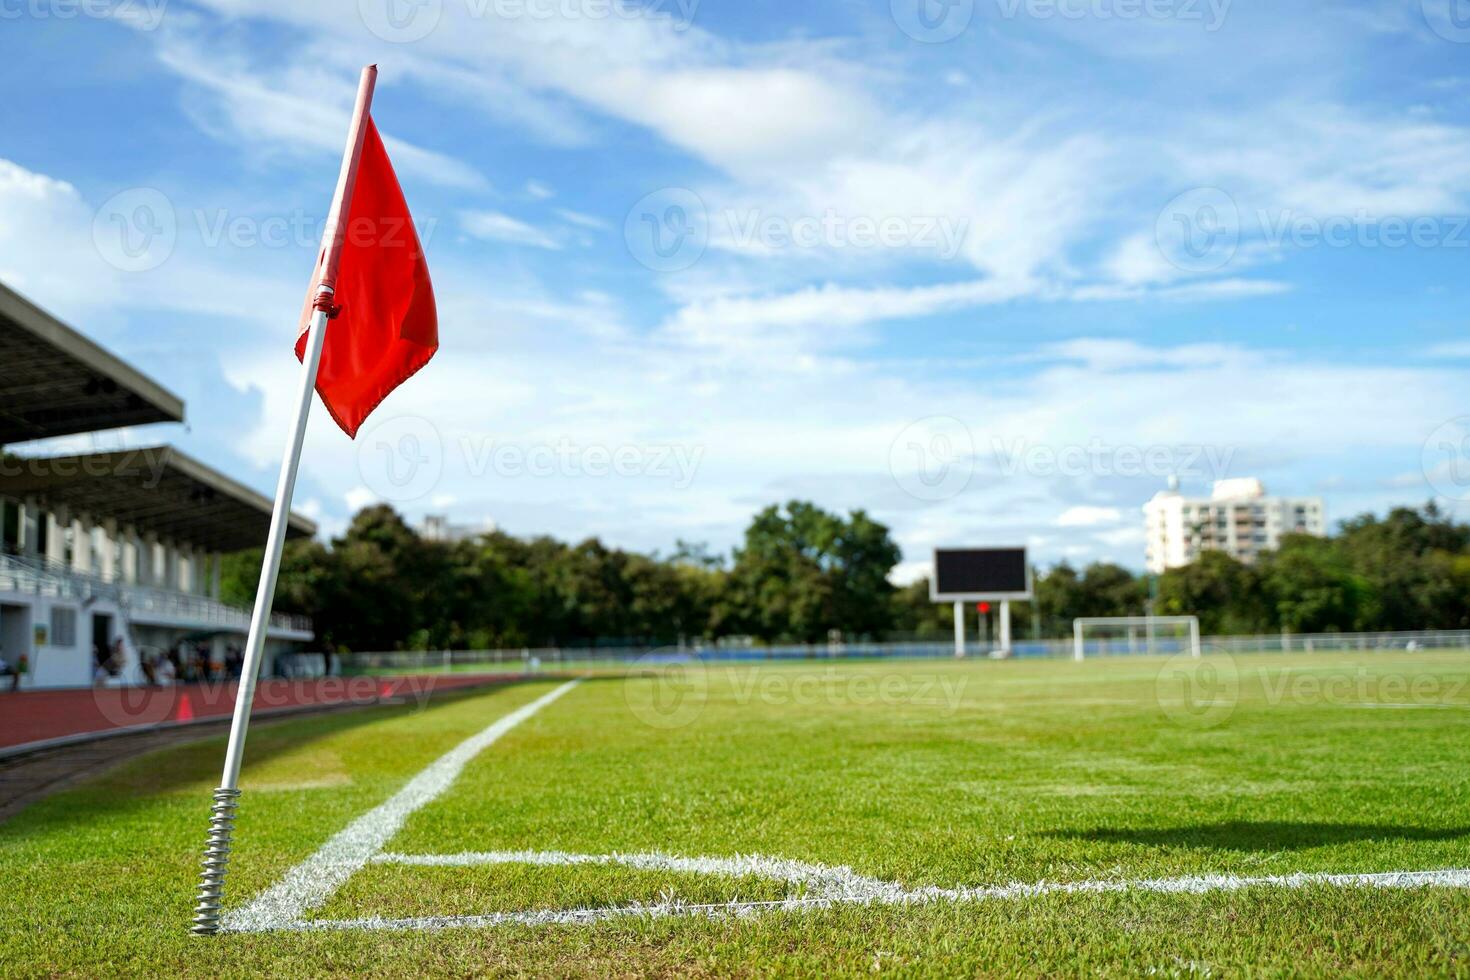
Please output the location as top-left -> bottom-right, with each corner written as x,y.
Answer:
6,652 -> 1470,976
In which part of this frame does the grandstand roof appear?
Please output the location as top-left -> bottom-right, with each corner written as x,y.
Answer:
0,282 -> 185,445
0,446 -> 317,552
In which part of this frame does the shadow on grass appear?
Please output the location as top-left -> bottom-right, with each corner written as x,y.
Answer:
1048,821 -> 1470,852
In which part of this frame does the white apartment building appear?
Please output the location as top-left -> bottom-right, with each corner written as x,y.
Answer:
1144,478 -> 1326,573
418,515 -> 497,544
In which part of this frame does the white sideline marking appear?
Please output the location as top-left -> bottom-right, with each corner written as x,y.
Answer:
260,850 -> 1470,933
222,680 -> 581,933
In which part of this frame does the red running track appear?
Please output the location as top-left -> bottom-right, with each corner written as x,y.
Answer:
0,674 -> 525,752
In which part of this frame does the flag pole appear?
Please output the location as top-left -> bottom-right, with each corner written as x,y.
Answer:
191,65 -> 378,937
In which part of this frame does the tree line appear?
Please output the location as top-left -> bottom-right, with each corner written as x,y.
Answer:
221,500 -> 1470,652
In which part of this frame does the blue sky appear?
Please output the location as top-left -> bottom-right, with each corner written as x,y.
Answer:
2,0 -> 1469,578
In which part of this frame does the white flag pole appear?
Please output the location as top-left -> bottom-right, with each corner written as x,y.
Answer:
191,65 -> 378,937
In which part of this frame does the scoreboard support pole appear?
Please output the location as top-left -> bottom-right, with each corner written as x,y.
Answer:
953,601 -> 965,658
999,600 -> 1012,656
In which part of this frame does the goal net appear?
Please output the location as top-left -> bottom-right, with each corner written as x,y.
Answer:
1072,616 -> 1201,661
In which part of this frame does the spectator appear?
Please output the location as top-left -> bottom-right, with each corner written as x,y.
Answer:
0,647 -> 18,692
157,653 -> 176,685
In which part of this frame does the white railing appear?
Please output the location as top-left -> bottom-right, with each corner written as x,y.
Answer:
334,628 -> 1470,672
0,551 -> 311,635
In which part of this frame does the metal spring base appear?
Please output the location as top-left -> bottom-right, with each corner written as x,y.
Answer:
190,787 -> 241,935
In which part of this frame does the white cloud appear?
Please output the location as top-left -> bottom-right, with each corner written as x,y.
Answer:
1056,506 -> 1123,528
151,31 -> 486,191
0,159 -> 114,317
1173,103 -> 1470,219
661,277 -> 1035,354
554,208 -> 609,231
344,486 -> 376,512
459,210 -> 562,250
16,0 -> 1470,572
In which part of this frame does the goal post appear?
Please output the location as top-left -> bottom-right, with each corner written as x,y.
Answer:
1072,616 -> 1201,662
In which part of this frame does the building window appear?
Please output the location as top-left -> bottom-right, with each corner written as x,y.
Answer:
51,606 -> 78,647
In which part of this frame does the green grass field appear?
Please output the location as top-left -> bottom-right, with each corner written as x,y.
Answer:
7,651 -> 1470,976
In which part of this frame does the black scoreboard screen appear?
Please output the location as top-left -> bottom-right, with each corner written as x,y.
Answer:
930,548 -> 1031,601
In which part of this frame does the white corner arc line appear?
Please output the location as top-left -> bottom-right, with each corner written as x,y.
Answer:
223,679 -> 581,933
255,852 -> 1470,933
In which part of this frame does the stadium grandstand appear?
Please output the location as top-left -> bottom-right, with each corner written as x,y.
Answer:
0,281 -> 315,689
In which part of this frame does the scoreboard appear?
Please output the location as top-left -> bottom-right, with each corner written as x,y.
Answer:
929,547 -> 1032,602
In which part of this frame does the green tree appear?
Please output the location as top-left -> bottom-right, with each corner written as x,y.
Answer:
724,501 -> 900,643
1157,550 -> 1270,635
1259,534 -> 1364,633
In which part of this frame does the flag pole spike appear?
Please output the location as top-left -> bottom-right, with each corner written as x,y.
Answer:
191,64 -> 378,937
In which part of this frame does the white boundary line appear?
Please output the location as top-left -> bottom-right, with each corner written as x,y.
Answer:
259,849 -> 1470,933
223,680 -> 581,933
222,676 -> 1470,935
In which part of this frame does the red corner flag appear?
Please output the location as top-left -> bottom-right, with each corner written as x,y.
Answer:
295,114 -> 437,438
